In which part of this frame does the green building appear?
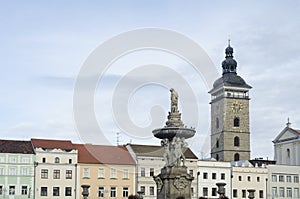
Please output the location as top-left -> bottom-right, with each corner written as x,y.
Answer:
0,140 -> 35,198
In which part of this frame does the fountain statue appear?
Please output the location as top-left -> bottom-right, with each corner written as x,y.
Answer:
153,88 -> 195,199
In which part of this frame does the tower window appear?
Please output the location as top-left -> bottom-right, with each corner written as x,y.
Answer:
234,117 -> 240,127
216,118 -> 219,129
234,136 -> 240,147
234,153 -> 240,161
216,139 -> 219,148
216,154 -> 219,161
287,148 -> 290,157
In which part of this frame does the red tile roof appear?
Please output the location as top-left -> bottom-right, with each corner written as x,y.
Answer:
290,128 -> 300,135
31,138 -> 75,150
0,139 -> 35,154
75,144 -> 135,165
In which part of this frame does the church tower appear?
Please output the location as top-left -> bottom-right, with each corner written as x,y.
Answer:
209,40 -> 252,162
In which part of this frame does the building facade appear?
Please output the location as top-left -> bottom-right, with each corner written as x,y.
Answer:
31,139 -> 78,199
232,162 -> 268,199
0,140 -> 35,199
197,160 -> 231,199
76,144 -> 136,199
209,42 -> 252,162
267,164 -> 300,199
126,144 -> 198,199
273,121 -> 300,166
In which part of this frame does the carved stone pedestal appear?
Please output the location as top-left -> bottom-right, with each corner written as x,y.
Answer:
154,166 -> 194,199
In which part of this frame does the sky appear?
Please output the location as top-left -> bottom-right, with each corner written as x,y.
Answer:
0,0 -> 300,159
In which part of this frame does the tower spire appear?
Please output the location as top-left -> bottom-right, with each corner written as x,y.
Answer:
222,38 -> 237,75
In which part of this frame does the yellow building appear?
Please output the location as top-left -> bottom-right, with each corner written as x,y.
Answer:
75,144 -> 136,199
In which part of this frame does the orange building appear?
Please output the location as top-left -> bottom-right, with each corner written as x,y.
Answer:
75,144 -> 136,199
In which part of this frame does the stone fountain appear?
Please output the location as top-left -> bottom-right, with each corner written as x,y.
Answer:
153,88 -> 195,199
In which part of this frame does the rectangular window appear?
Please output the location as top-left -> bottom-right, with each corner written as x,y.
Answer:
233,189 -> 238,197
110,168 -> 117,179
21,167 -> 29,175
66,170 -> 72,179
140,186 -> 145,195
9,186 -> 15,195
259,190 -> 263,198
53,187 -> 59,196
123,169 -> 129,179
257,176 -> 260,182
22,158 -> 29,163
279,187 -> 285,197
21,186 -> 28,195
203,172 -> 208,179
203,187 -> 208,196
41,187 -> 48,196
272,187 -> 277,198
0,167 -> 4,175
141,167 -> 145,177
221,173 -> 225,180
294,188 -> 299,198
83,168 -> 90,178
41,169 -> 48,179
9,157 -> 17,163
0,185 -> 3,195
272,175 -> 277,182
42,158 -> 46,163
150,168 -> 154,177
242,190 -> 246,198
9,167 -> 16,175
287,188 -> 292,198
0,156 -> 4,162
150,187 -> 154,196
212,173 -> 216,179
53,170 -> 60,179
212,188 -> 217,196
123,187 -> 129,197
294,175 -> 299,183
287,175 -> 292,182
238,176 -> 242,181
98,187 -> 104,197
65,187 -> 72,196
279,175 -> 284,182
110,187 -> 116,197
98,168 -> 105,178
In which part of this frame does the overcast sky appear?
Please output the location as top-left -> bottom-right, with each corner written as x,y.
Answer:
1,1 -> 300,160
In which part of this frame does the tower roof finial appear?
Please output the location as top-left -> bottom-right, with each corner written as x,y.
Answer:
228,35 -> 231,46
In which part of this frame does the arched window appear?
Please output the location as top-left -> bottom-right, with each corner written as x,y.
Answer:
216,154 -> 219,161
234,153 -> 240,161
287,148 -> 290,157
216,118 -> 219,129
216,139 -> 219,148
234,117 -> 240,127
55,157 -> 60,163
234,136 -> 240,147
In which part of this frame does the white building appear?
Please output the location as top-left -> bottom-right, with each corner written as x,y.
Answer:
126,144 -> 198,199
231,161 -> 268,199
267,164 -> 300,199
31,139 -> 78,199
197,160 -> 232,199
273,121 -> 300,166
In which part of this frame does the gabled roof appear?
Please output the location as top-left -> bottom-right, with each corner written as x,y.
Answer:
127,144 -> 198,159
0,139 -> 35,154
75,144 -> 135,165
273,127 -> 300,143
31,138 -> 75,150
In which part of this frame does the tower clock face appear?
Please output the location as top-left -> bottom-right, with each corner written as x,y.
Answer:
231,101 -> 242,113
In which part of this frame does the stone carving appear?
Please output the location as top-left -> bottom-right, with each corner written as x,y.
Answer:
170,88 -> 178,113
161,139 -> 171,166
154,175 -> 163,193
174,176 -> 189,191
